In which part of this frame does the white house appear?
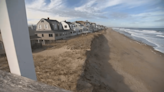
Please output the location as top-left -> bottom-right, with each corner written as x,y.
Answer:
96,25 -> 101,31
90,23 -> 97,32
85,20 -> 92,33
71,22 -> 84,35
61,21 -> 71,31
76,20 -> 92,34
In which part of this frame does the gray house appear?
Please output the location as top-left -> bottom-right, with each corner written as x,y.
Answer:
71,22 -> 84,35
90,23 -> 97,32
35,18 -> 71,44
76,20 -> 93,33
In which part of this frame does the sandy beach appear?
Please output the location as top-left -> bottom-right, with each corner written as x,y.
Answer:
0,28 -> 164,92
92,29 -> 164,92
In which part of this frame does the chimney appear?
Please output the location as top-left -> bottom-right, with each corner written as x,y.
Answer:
47,17 -> 49,20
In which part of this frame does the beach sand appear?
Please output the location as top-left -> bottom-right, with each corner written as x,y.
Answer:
83,29 -> 164,92
103,29 -> 164,92
0,28 -> 164,92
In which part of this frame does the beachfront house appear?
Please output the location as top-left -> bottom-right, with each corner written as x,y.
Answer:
35,18 -> 71,44
62,21 -> 77,36
96,25 -> 100,31
71,22 -> 83,35
100,25 -> 105,30
85,20 -> 92,32
76,20 -> 92,34
61,21 -> 71,31
90,23 -> 97,32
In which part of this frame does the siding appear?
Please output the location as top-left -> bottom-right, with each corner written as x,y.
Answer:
37,33 -> 55,40
36,20 -> 51,31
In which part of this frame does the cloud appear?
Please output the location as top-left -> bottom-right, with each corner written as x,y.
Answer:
154,18 -> 164,22
26,8 -> 71,24
109,12 -> 129,19
74,0 -> 157,13
25,0 -> 164,28
25,0 -> 109,24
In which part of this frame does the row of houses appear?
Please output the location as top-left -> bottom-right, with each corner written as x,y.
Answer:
0,18 -> 107,55
36,18 -> 107,44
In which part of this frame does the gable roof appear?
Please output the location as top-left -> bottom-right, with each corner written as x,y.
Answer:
65,21 -> 72,25
76,21 -> 86,26
44,19 -> 59,23
38,18 -> 64,30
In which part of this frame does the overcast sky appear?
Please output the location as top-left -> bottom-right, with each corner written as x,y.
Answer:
25,0 -> 164,28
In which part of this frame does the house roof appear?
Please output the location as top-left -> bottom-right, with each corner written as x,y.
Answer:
76,21 -> 86,26
41,18 -> 64,30
65,21 -> 72,25
91,23 -> 96,24
44,19 -> 59,23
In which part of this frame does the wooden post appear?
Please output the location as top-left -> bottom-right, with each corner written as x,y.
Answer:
0,0 -> 37,80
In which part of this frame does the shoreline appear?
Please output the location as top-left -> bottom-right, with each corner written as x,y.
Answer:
111,29 -> 164,56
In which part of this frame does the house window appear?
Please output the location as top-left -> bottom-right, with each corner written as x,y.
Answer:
49,34 -> 53,37
55,34 -> 58,37
42,34 -> 44,37
38,25 -> 42,29
59,24 -> 63,30
65,25 -> 67,28
53,24 -> 58,30
45,24 -> 48,29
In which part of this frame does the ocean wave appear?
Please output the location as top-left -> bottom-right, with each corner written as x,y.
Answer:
157,35 -> 164,38
142,30 -> 162,34
112,28 -> 164,54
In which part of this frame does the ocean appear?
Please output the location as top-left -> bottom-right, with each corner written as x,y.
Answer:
112,28 -> 164,54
